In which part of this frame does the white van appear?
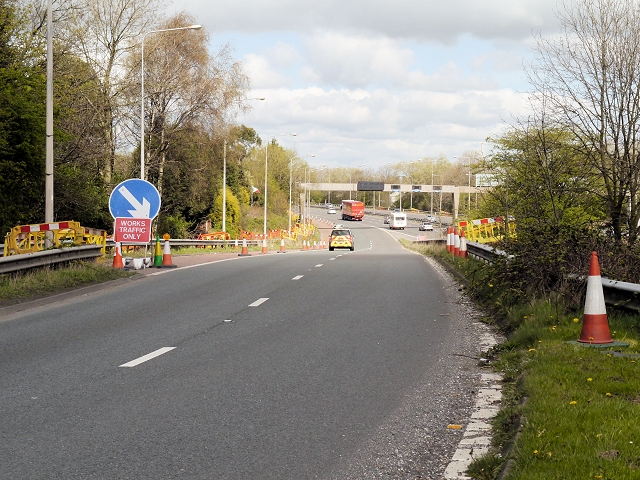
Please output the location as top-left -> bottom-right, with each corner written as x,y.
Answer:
389,212 -> 407,230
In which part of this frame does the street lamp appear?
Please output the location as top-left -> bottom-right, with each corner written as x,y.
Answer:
222,97 -> 265,233
290,154 -> 314,232
140,24 -> 202,180
264,133 -> 297,236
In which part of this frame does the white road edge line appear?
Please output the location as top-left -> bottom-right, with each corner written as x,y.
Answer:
119,347 -> 176,367
249,298 -> 269,307
292,275 -> 304,280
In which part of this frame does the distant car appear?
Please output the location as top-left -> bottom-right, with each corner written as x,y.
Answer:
327,208 -> 337,214
329,228 -> 354,251
333,223 -> 344,229
425,215 -> 437,223
383,215 -> 390,224
419,221 -> 433,231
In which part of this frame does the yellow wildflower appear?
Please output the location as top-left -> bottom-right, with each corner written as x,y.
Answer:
573,318 -> 579,323
570,401 -> 577,405
587,378 -> 593,382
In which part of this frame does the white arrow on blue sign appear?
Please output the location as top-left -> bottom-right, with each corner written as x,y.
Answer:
109,179 -> 161,220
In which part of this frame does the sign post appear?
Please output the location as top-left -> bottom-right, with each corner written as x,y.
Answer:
109,179 -> 161,266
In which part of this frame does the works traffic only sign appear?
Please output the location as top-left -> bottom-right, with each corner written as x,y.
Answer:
109,179 -> 161,220
114,217 -> 152,243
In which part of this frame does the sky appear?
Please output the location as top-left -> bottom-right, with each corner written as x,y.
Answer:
168,0 -> 563,169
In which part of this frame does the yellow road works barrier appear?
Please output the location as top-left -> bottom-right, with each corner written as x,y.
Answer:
4,221 -> 107,256
458,217 -> 515,244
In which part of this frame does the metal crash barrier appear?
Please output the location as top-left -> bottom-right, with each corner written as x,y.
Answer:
3,221 -> 107,257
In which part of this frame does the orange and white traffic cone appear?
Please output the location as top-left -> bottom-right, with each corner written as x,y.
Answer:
112,241 -> 124,269
578,252 -> 613,344
234,238 -> 238,250
161,237 -> 177,267
261,239 -> 268,254
239,238 -> 251,256
313,241 -> 317,250
446,226 -> 453,253
303,240 -> 308,251
453,228 -> 460,256
278,239 -> 287,253
459,230 -> 468,259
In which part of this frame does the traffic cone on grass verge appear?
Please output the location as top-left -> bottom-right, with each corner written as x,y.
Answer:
261,239 -> 268,254
446,227 -> 453,253
578,251 -> 613,344
278,239 -> 287,253
234,238 -> 238,250
313,241 -> 317,250
153,237 -> 162,266
112,242 -> 124,269
238,238 -> 250,256
161,236 -> 177,268
453,228 -> 460,256
459,230 -> 468,259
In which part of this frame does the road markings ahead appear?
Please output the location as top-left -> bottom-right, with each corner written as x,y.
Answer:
292,275 -> 304,280
119,347 -> 176,367
315,264 -> 323,268
249,298 -> 269,307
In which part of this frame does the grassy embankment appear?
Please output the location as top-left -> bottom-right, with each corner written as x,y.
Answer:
0,259 -> 134,306
407,241 -> 640,480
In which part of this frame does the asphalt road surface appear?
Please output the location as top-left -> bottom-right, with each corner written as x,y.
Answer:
0,213 -> 494,479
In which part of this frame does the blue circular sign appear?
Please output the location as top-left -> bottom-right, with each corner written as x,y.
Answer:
109,179 -> 161,220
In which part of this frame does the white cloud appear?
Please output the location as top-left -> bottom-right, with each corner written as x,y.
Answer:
302,32 -> 415,88
172,0 -> 561,43
239,86 -> 529,167
243,53 -> 290,88
164,0 -> 557,166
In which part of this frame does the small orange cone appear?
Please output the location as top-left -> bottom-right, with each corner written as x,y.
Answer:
313,241 -> 317,250
234,238 -> 238,249
161,236 -> 177,267
278,239 -> 287,253
239,238 -> 251,256
112,241 -> 124,269
459,230 -> 468,259
578,252 -> 613,344
261,239 -> 268,254
302,240 -> 308,251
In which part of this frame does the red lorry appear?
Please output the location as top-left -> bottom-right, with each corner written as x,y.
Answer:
341,200 -> 365,221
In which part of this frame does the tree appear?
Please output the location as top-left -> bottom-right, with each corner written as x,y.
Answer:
0,0 -> 46,236
528,0 -> 640,244
130,13 -> 249,195
60,0 -> 164,185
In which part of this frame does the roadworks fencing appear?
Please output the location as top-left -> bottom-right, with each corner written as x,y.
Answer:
3,221 -> 107,257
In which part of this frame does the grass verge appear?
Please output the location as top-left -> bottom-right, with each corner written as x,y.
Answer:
0,260 -> 134,306
404,240 -> 640,479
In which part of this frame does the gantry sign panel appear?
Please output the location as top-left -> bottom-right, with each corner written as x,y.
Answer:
357,181 -> 384,191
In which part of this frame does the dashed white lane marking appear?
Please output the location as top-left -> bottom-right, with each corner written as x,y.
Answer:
292,275 -> 304,280
248,298 -> 269,307
329,258 -> 335,261
315,264 -> 323,267
119,347 -> 176,367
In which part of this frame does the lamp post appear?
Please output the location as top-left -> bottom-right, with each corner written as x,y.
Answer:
140,24 -> 202,180
290,154 -> 314,232
222,97 -> 265,233
264,133 -> 296,236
